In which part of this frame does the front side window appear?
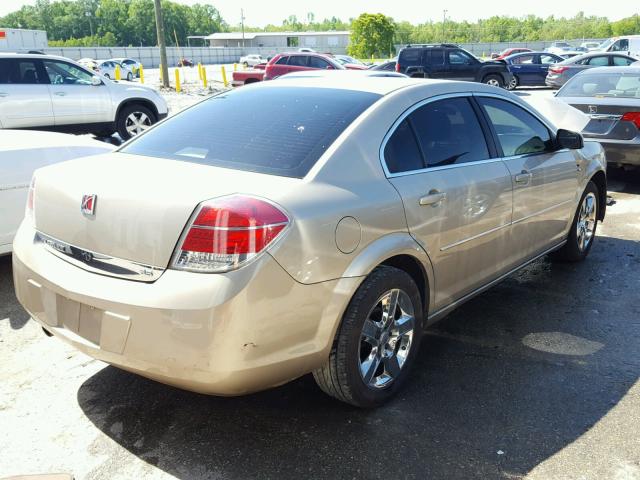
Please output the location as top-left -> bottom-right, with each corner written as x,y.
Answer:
308,56 -> 330,69
121,87 -> 381,178
44,60 -> 94,85
479,97 -> 553,157
410,97 -> 489,167
448,50 -> 474,65
611,39 -> 629,51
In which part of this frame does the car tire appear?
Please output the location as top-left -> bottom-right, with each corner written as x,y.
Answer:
483,74 -> 504,88
550,181 -> 599,262
243,62 -> 249,68
506,76 -> 518,90
313,266 -> 424,408
92,129 -> 115,138
127,72 -> 133,81
116,104 -> 156,141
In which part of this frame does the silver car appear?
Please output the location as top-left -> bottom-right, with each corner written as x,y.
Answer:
555,66 -> 640,167
0,53 -> 168,139
546,52 -> 638,88
13,77 -> 607,407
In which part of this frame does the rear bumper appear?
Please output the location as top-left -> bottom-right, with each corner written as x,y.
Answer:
12,222 -> 361,395
545,76 -> 564,88
583,137 -> 640,166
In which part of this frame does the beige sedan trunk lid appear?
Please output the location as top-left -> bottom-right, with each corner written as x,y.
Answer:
33,153 -> 300,268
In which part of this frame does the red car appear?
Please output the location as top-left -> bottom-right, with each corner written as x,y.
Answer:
492,48 -> 533,60
264,53 -> 347,80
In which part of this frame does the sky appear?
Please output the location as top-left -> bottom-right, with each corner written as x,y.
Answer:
0,0 -> 637,27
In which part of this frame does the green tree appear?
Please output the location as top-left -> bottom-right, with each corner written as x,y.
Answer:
348,13 -> 395,58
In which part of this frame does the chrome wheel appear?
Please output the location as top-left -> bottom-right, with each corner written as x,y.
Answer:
358,289 -> 415,389
125,111 -> 152,137
485,77 -> 501,87
507,77 -> 518,90
577,192 -> 597,252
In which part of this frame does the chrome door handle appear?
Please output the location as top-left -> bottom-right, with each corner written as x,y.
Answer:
419,191 -> 446,206
0,92 -> 8,97
54,92 -> 66,96
514,171 -> 532,185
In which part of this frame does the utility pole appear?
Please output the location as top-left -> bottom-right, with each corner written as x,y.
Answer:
442,10 -> 447,43
154,0 -> 169,88
241,8 -> 246,51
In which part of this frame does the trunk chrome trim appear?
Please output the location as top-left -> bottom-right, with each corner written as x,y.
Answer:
35,231 -> 165,282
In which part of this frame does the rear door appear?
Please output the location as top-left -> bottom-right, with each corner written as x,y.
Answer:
510,54 -> 537,85
384,95 -> 513,310
0,57 -> 54,128
283,55 -> 309,75
43,59 -> 112,126
476,95 -> 577,259
538,54 -> 562,83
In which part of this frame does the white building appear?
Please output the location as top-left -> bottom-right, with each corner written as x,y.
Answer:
206,31 -> 350,51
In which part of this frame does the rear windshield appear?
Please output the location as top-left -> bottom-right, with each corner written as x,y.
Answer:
558,72 -> 640,98
122,87 -> 380,178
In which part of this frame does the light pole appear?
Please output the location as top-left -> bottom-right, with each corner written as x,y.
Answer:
241,8 -> 246,51
153,0 -> 169,88
85,11 -> 93,38
442,10 -> 448,43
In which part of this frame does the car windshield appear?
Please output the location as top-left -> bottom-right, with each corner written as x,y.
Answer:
121,87 -> 381,178
557,72 -> 640,98
599,38 -> 615,50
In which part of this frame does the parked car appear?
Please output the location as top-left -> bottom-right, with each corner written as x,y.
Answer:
504,51 -> 564,89
12,77 -> 607,407
231,69 -> 265,87
96,60 -> 134,81
178,58 -> 194,67
239,54 -> 265,67
77,57 -> 98,71
581,41 -> 602,51
396,44 -> 514,88
335,55 -> 367,66
597,35 -> 640,58
111,57 -> 142,77
264,52 -> 347,80
545,52 -> 638,88
492,47 -> 533,60
333,56 -> 368,70
0,53 -> 168,139
370,60 -> 397,71
555,66 -> 640,168
0,130 -> 114,255
546,41 -> 573,55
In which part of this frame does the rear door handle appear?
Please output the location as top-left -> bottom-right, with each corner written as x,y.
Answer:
54,92 -> 67,96
514,171 -> 532,185
419,191 -> 447,206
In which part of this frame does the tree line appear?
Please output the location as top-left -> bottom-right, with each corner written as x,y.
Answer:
0,0 -> 638,52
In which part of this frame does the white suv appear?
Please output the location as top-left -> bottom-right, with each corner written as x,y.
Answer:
0,53 -> 168,140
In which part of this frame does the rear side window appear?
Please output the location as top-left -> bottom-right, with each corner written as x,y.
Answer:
384,120 -> 424,174
587,56 -> 609,66
410,98 -> 489,167
122,87 -> 381,178
288,56 -> 307,67
0,59 -> 11,84
430,50 -> 445,65
612,56 -> 634,66
0,59 -> 46,84
479,97 -> 553,156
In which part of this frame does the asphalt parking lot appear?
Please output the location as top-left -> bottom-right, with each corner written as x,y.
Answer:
1,165 -> 639,479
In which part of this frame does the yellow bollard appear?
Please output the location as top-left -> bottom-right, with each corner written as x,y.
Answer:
202,67 -> 207,88
234,63 -> 237,71
159,64 -> 163,84
115,64 -> 121,80
175,68 -> 181,93
221,65 -> 229,87
198,63 -> 202,80
139,64 -> 144,84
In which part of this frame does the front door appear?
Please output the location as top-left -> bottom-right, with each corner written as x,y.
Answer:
383,95 -> 513,310
0,58 -> 54,128
446,50 -> 477,81
476,95 -> 577,260
42,59 -> 112,126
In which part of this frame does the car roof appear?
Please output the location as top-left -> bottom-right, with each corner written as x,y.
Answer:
579,66 -> 640,74
248,75 -> 509,96
0,52 -> 78,62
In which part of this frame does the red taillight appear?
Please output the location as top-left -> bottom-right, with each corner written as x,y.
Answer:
25,176 -> 35,221
549,66 -> 568,74
621,112 -> 640,129
172,195 -> 289,273
395,62 -> 400,73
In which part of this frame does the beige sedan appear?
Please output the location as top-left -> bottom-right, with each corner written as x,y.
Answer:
12,76 -> 607,407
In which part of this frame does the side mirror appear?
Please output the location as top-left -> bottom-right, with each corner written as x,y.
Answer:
91,75 -> 102,86
557,129 -> 584,150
